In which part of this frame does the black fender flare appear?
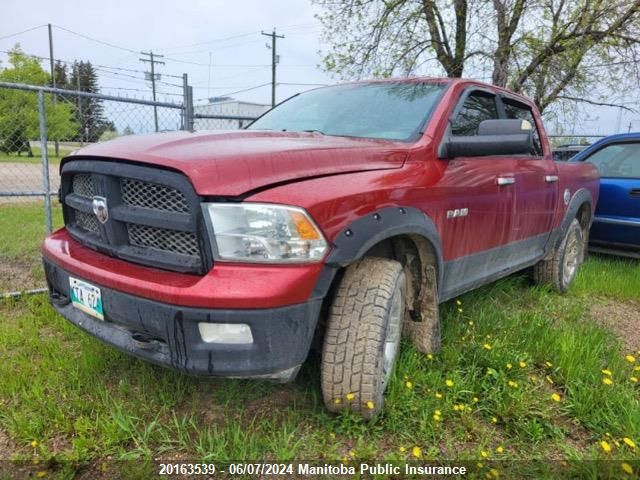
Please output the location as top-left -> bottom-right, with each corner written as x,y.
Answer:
545,188 -> 594,255
323,206 -> 444,289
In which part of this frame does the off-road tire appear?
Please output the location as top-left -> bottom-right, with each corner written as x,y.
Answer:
321,257 -> 405,419
533,218 -> 584,293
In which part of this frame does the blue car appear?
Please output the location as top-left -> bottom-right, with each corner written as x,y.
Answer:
571,133 -> 640,258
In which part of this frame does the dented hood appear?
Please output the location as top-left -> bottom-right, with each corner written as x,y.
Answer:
66,130 -> 408,196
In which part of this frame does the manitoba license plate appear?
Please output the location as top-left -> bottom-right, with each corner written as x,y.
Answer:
69,277 -> 104,320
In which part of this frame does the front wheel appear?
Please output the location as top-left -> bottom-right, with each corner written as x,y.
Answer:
321,257 -> 406,419
533,218 -> 584,293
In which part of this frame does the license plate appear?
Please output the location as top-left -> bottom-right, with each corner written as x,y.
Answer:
69,277 -> 104,321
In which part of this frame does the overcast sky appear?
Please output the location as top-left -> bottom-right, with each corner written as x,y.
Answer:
1,0 -> 638,136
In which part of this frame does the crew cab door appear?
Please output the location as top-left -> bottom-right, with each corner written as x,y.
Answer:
435,89 -> 518,298
500,96 -> 558,256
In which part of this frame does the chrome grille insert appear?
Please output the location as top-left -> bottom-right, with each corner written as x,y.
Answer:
121,178 -> 188,213
127,224 -> 199,257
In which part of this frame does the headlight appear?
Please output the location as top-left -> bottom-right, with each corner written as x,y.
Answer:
202,203 -> 328,263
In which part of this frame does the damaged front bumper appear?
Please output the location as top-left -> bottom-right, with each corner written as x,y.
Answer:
43,258 -> 322,382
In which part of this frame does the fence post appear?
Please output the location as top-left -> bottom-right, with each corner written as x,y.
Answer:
38,89 -> 52,234
183,74 -> 194,131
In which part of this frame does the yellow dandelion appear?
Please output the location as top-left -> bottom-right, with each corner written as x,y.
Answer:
508,380 -> 519,388
427,354 -> 433,360
366,401 -> 375,410
477,462 -> 484,468
634,366 -> 640,371
405,381 -> 413,389
399,446 -> 406,453
453,405 -> 461,411
30,440 -> 38,448
456,299 -> 462,306
490,468 -> 500,478
602,369 -> 613,376
519,361 -> 527,368
623,438 -> 636,449
480,450 -> 489,458
341,456 -> 347,463
433,414 -> 442,421
468,320 -> 474,326
506,363 -> 513,370
458,308 -> 463,313
334,398 -> 342,404
625,354 -> 636,363
445,379 -> 454,387
329,432 -> 336,439
601,440 -> 612,453
546,375 -> 554,384
412,446 -> 422,458
491,416 -> 498,423
473,397 -> 479,403
603,377 -> 614,385
346,392 -> 355,401
435,392 -> 443,399
530,375 -> 538,383
483,343 -> 493,350
621,463 -> 634,475
36,472 -> 46,479
545,361 -> 553,368
349,450 -> 356,458
496,446 -> 504,453
631,376 -> 638,383
551,393 -> 561,402
435,409 -> 442,415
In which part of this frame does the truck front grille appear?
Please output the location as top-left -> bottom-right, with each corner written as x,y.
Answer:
61,160 -> 210,274
127,224 -> 200,257
75,210 -> 100,234
72,174 -> 95,198
121,178 -> 189,213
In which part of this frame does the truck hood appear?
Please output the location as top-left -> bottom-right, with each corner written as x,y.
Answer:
66,130 -> 408,196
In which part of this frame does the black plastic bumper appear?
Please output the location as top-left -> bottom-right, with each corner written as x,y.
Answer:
43,259 -> 323,382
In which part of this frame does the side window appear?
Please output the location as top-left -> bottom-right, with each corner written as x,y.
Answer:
451,92 -> 499,136
503,99 -> 543,156
585,142 -> 640,178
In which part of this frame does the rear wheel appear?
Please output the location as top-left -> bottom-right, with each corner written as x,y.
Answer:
321,257 -> 405,419
533,218 -> 584,293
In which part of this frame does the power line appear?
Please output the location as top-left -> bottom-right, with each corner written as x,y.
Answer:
0,25 -> 47,42
194,82 -> 271,102
52,24 -> 139,54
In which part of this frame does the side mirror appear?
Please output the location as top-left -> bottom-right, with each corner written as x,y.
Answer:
444,119 -> 533,158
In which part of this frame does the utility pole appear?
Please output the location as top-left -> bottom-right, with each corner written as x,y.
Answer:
47,24 -> 59,156
261,29 -> 284,107
140,51 -> 165,132
182,73 -> 194,131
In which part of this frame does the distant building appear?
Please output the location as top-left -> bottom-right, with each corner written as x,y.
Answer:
193,97 -> 270,130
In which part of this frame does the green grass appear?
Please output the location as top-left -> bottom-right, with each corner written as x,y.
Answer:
0,206 -> 638,477
0,201 -> 63,291
0,146 -> 72,164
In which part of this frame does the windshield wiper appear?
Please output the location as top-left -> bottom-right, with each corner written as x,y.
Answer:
301,129 -> 326,135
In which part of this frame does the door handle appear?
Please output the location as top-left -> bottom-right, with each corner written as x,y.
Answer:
545,175 -> 559,183
496,177 -> 515,186
630,188 -> 640,198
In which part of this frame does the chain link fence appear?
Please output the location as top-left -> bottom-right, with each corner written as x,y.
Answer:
0,81 -> 258,295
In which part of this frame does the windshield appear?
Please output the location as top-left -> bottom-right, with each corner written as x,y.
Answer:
247,82 -> 446,141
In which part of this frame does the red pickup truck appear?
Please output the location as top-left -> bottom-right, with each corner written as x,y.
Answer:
42,78 -> 599,418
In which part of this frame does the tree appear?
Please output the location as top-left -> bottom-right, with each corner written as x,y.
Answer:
0,46 -> 77,156
67,61 -> 113,142
314,0 -> 640,113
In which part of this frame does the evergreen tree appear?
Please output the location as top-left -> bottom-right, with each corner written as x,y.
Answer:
69,61 -> 112,142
